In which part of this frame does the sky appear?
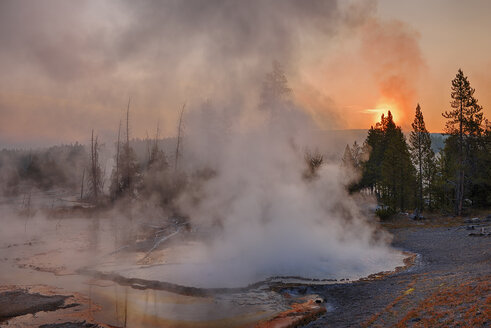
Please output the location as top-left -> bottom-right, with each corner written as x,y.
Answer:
0,0 -> 490,147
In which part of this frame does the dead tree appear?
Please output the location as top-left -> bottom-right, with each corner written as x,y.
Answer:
145,130 -> 151,166
148,121 -> 168,169
149,122 -> 160,164
116,120 -> 121,181
110,97 -> 140,199
122,97 -> 132,193
174,103 -> 185,172
80,168 -> 85,200
88,129 -> 103,202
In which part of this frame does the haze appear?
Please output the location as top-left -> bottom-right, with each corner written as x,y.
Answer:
1,0 -> 490,147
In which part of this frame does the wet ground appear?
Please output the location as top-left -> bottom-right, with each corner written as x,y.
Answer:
0,213 -> 288,328
302,216 -> 491,327
1,209 -> 489,327
0,290 -> 69,320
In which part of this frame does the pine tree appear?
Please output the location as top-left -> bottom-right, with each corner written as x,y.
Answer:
304,149 -> 324,180
471,119 -> 491,206
359,122 -> 385,195
350,141 -> 364,170
409,104 -> 435,214
260,60 -> 292,114
380,117 -> 416,211
341,144 -> 355,169
442,69 -> 484,215
358,111 -> 416,211
431,152 -> 452,212
359,112 -> 396,197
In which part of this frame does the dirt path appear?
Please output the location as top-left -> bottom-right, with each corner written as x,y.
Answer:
303,218 -> 491,327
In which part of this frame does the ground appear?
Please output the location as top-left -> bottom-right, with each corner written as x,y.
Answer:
0,215 -> 489,327
303,216 -> 491,327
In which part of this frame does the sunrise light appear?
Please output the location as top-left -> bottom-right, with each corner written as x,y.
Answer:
362,102 -> 400,125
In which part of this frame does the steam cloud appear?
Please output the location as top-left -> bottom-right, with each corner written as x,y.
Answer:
0,1 -> 409,289
166,100 -> 404,288
0,0 -> 377,145
360,18 -> 426,125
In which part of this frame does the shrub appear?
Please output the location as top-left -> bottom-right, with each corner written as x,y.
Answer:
375,206 -> 396,220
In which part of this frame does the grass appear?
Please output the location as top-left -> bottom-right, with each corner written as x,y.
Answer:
396,276 -> 490,327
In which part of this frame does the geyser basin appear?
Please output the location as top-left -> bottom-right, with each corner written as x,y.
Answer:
91,236 -> 407,290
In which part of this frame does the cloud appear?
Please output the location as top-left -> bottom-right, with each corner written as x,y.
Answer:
360,18 -> 426,125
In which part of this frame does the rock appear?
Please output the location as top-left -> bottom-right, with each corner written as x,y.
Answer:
468,229 -> 490,237
466,225 -> 476,230
410,213 -> 424,220
0,291 -> 69,319
411,317 -> 421,322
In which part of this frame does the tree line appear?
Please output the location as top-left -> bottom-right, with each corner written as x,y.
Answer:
346,69 -> 491,218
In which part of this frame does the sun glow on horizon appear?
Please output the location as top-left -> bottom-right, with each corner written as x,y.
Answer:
361,102 -> 401,126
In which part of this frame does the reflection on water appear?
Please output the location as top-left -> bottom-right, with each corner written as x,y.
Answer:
0,211 -> 284,327
89,284 -> 279,328
0,195 -> 404,327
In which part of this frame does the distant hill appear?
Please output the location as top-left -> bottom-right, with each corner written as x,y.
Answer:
311,130 -> 447,159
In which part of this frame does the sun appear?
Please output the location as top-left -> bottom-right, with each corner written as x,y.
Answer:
362,102 -> 400,125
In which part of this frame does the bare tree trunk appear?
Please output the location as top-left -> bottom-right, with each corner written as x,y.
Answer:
80,168 -> 85,200
91,130 -> 100,200
126,98 -> 130,147
418,132 -> 423,213
91,130 -> 96,199
89,130 -> 102,202
174,103 -> 185,172
116,120 -> 121,179
124,287 -> 128,328
145,130 -> 151,165
155,121 -> 160,147
457,100 -> 464,216
125,97 -> 131,192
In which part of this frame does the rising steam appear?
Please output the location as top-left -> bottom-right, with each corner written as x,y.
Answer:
0,0 -> 409,289
127,86 -> 405,289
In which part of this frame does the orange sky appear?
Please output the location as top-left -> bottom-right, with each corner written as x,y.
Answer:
296,0 -> 491,132
0,0 -> 490,147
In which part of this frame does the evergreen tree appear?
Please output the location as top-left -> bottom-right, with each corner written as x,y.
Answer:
442,69 -> 485,215
350,141 -> 364,170
260,61 -> 292,124
341,144 -> 355,169
359,121 -> 385,195
380,116 -> 416,211
471,119 -> 491,206
359,111 -> 396,196
409,104 -> 435,213
304,149 -> 324,180
260,61 -> 292,108
431,152 -> 453,212
358,111 -> 416,211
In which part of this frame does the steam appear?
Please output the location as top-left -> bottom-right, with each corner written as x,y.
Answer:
0,1 -> 409,290
360,18 -> 426,125
0,0 -> 375,145
137,95 -> 405,288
